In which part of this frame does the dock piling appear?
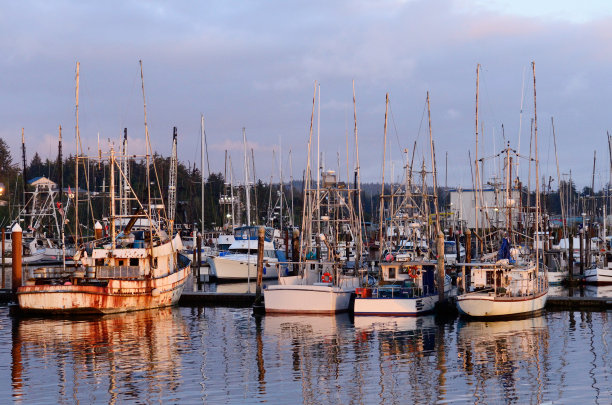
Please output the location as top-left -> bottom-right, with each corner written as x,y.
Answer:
11,224 -> 22,295
1,228 -> 5,289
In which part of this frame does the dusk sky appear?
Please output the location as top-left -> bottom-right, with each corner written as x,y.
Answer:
2,0 -> 612,190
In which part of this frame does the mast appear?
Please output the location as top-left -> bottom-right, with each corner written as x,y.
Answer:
21,129 -> 26,212
299,81 -> 317,263
243,127 -> 251,226
110,146 -> 116,250
532,61 -> 540,273
289,148 -> 294,228
120,128 -> 129,218
58,125 -> 65,270
140,60 -> 153,246
279,138 -> 284,231
353,80 -> 363,267
379,93 -> 389,260
75,62 -> 80,247
551,117 -> 567,243
474,64 -> 480,241
200,114 -> 209,230
428,92 -> 442,235
168,127 -> 178,235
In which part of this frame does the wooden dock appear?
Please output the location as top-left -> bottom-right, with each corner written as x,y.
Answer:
546,296 -> 612,310
1,288 -> 610,311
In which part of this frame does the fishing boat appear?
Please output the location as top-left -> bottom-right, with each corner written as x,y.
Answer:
584,264 -> 612,285
16,62 -> 191,315
354,92 -> 449,316
264,82 -> 363,314
456,63 -> 548,318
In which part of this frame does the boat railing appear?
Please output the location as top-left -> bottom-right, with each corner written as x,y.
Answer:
96,266 -> 142,279
495,274 -> 548,297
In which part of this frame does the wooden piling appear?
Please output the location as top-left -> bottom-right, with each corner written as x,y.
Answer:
1,228 -> 5,289
11,224 -> 22,294
568,233 -> 574,282
465,229 -> 472,263
579,228 -> 584,276
455,231 -> 461,264
196,234 -> 202,284
284,229 -> 289,260
255,227 -> 265,304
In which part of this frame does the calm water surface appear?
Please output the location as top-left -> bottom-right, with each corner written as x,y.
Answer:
0,304 -> 609,404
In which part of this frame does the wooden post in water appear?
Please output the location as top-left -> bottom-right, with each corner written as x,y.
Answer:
568,233 -> 574,283
463,229 -> 471,294
284,229 -> 289,261
437,232 -> 445,303
585,226 -> 591,269
11,224 -> 22,294
465,229 -> 472,263
1,228 -> 5,289
255,226 -> 265,303
579,228 -> 584,276
455,231 -> 461,264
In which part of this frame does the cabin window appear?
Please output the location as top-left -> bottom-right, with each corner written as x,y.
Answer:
388,267 -> 396,279
130,258 -> 139,266
95,259 -> 104,266
486,271 -> 494,286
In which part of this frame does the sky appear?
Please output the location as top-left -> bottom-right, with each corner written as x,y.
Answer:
2,0 -> 612,190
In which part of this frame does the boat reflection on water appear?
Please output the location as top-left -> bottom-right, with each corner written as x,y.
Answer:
10,308 -> 188,403
456,315 -> 549,403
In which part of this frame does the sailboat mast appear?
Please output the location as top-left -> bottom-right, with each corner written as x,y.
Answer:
428,92 -> 442,235
21,129 -> 26,212
533,61 -> 540,273
110,146 -> 116,250
353,80 -> 363,267
379,93 -> 389,260
75,62 -> 80,247
300,81 -> 317,262
201,114 -> 205,231
243,127 -> 251,226
474,64 -> 480,242
552,117 -> 567,242
140,60 -> 153,245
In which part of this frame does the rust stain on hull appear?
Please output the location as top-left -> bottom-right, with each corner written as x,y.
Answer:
17,266 -> 191,315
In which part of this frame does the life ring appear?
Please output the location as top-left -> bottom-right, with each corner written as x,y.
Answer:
408,266 -> 419,279
321,272 -> 333,283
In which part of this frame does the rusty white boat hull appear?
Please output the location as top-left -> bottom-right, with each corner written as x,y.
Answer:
17,265 -> 190,315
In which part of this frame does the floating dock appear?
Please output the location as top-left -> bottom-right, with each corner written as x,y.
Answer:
1,288 -> 610,311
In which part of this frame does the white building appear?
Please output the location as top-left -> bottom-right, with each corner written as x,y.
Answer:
449,188 -> 521,229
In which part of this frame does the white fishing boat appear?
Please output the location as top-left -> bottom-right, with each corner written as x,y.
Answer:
264,82 -> 364,314
456,259 -> 548,318
355,92 -> 450,317
209,226 -> 283,281
456,63 -> 549,319
584,264 -> 612,285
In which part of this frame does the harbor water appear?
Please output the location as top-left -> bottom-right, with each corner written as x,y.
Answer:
0,303 -> 609,403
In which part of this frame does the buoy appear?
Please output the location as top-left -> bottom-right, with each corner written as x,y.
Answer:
151,288 -> 161,297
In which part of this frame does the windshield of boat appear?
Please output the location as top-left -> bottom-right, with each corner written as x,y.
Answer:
228,248 -> 276,257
